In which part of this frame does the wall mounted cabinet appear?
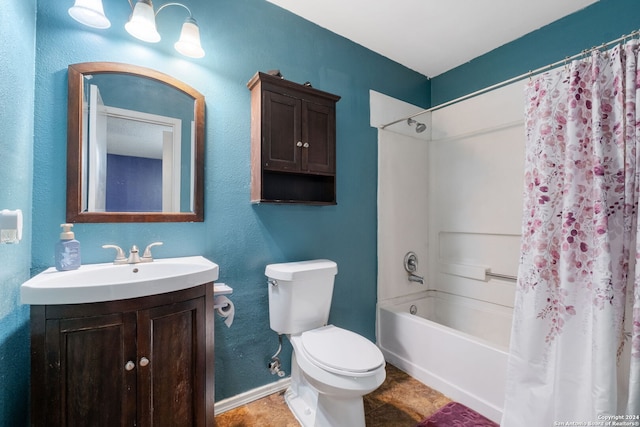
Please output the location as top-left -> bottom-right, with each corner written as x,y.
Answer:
29,284 -> 215,427
248,72 -> 341,204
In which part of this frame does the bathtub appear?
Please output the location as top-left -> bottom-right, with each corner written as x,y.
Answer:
377,290 -> 512,423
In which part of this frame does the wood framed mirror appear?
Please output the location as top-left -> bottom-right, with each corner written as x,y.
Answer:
67,62 -> 205,223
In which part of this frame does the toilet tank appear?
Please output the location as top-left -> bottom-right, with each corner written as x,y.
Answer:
266,259 -> 338,335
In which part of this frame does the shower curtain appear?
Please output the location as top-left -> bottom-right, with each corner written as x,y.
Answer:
502,40 -> 640,426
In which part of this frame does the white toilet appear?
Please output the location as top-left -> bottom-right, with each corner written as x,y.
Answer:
266,259 -> 386,427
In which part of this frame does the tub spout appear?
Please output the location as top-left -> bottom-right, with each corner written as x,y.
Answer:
408,273 -> 424,284
404,252 -> 424,284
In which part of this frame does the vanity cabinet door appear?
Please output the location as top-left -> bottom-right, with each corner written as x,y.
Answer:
137,297 -> 207,427
30,285 -> 215,427
42,312 -> 137,426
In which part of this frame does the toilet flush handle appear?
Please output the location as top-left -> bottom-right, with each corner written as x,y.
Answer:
268,278 -> 278,287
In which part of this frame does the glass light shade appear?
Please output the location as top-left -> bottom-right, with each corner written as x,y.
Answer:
125,1 -> 161,43
174,18 -> 205,58
68,0 -> 111,29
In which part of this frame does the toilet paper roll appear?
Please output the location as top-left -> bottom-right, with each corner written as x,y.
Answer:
214,295 -> 234,327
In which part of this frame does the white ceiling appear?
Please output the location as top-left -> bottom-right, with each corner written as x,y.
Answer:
265,0 -> 598,77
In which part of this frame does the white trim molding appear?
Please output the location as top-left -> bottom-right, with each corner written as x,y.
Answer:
214,378 -> 291,415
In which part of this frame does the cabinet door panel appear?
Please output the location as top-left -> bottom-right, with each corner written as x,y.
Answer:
137,298 -> 205,427
302,102 -> 335,174
249,72 -> 339,204
56,312 -> 136,427
263,91 -> 301,171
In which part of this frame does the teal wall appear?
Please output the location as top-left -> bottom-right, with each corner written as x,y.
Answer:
3,0 -> 639,424
0,1 -> 35,426
431,0 -> 640,105
31,0 -> 428,405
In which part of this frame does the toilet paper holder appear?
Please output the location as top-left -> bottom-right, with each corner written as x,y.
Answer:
213,284 -> 234,328
214,283 -> 233,309
214,301 -> 230,310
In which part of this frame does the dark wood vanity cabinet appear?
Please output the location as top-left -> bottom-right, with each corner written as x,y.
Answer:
248,72 -> 341,204
30,284 -> 215,427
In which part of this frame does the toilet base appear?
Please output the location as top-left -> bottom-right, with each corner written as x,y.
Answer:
284,386 -> 316,426
285,387 -> 366,427
285,353 -> 367,427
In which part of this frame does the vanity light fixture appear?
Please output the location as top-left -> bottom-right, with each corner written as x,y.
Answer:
68,0 -> 111,29
68,0 -> 205,59
124,0 -> 161,42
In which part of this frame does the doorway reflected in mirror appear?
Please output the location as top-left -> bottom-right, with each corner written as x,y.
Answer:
67,62 -> 205,223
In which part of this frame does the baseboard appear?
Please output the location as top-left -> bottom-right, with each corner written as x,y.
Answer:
214,377 -> 291,415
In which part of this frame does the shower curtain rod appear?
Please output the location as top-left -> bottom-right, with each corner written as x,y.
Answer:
380,29 -> 640,130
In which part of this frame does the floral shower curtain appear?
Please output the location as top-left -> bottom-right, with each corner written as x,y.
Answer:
501,40 -> 640,426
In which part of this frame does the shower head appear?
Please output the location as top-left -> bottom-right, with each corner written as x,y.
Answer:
407,118 -> 427,134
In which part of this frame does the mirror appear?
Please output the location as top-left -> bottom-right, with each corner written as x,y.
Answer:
67,62 -> 205,222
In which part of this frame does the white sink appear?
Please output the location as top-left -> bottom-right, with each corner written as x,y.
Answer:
21,256 -> 219,305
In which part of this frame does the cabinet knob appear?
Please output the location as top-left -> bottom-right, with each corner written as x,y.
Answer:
303,142 -> 309,148
296,141 -> 303,147
125,360 -> 135,371
139,357 -> 150,367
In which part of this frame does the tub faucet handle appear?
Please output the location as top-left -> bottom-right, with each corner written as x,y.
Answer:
404,252 -> 424,284
404,251 -> 418,273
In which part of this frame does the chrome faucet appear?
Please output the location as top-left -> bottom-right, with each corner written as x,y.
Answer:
408,273 -> 425,284
404,251 -> 425,285
102,242 -> 163,264
127,245 -> 141,264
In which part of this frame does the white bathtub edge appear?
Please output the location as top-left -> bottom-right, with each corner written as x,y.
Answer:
380,341 -> 504,424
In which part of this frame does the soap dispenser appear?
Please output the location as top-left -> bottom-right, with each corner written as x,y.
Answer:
55,223 -> 81,271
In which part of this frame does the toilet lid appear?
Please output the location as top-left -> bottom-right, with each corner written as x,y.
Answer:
301,325 -> 385,374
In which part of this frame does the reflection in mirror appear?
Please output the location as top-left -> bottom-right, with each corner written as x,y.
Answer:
67,62 -> 204,222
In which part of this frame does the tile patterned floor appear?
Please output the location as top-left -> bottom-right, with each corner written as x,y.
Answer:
215,364 -> 452,427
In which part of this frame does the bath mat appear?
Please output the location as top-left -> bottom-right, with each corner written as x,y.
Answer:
416,402 -> 498,427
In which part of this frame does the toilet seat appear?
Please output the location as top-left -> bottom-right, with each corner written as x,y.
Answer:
300,325 -> 385,377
